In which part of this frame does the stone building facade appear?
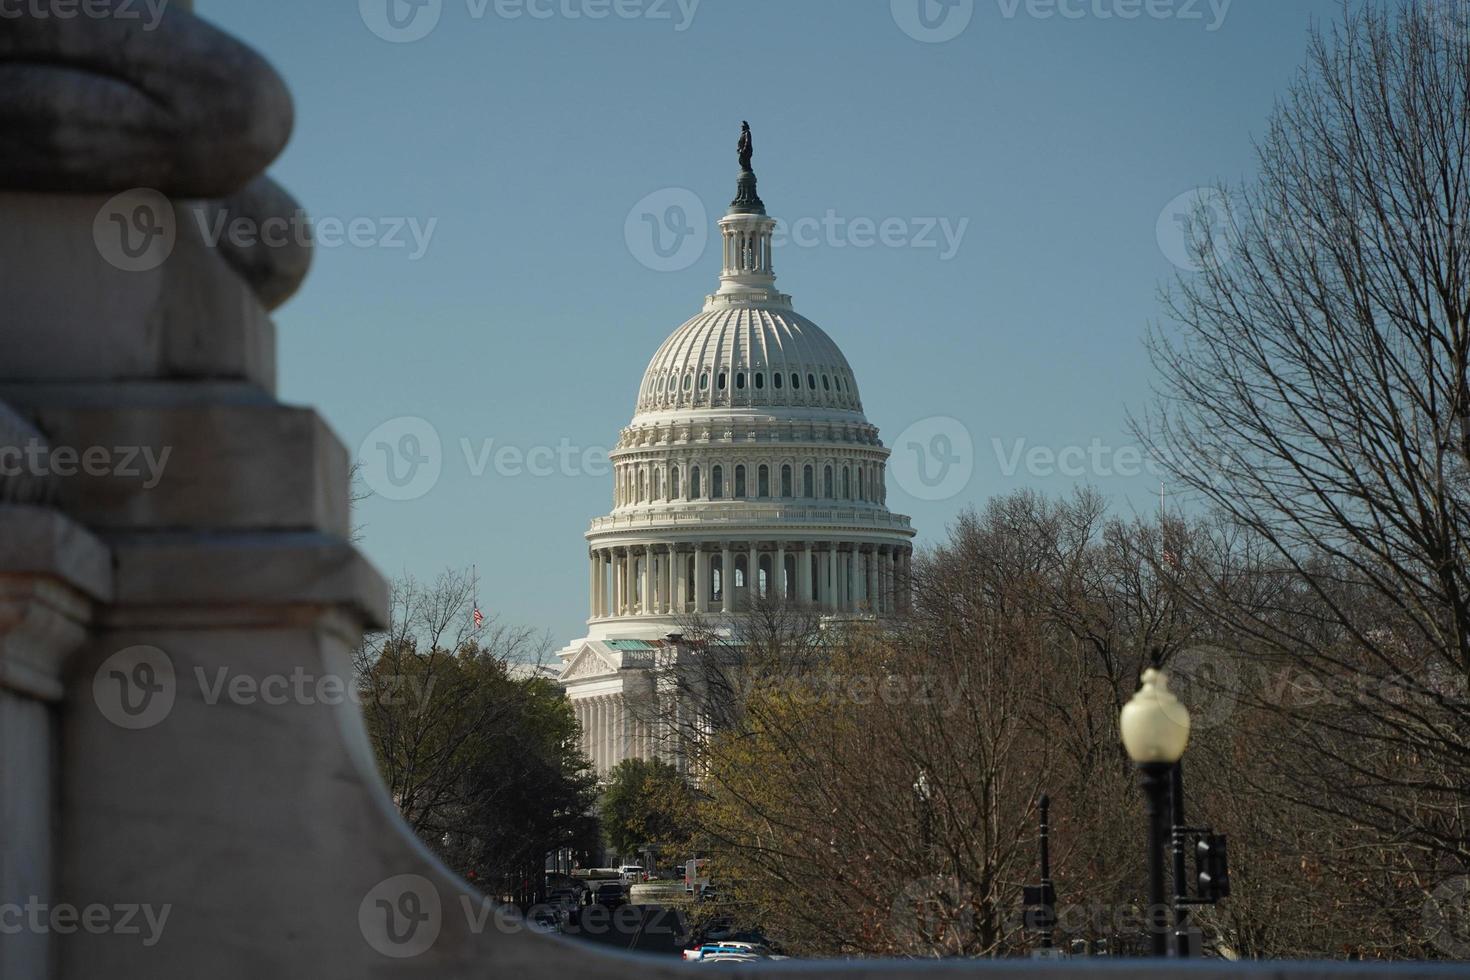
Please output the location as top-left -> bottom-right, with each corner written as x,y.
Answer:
558,159 -> 916,777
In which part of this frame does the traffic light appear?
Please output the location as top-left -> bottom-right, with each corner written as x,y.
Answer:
1022,883 -> 1056,931
1195,833 -> 1230,901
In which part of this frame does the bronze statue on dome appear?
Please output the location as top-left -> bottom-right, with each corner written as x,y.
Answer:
738,121 -> 754,172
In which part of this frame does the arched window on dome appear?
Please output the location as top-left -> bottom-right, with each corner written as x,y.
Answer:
699,373 -> 708,391
711,465 -> 724,499
734,465 -> 746,498
684,374 -> 692,391
690,465 -> 701,500
823,375 -> 831,392
808,373 -> 817,392
823,465 -> 833,498
654,469 -> 663,501
718,372 -> 727,391
781,464 -> 792,498
638,469 -> 646,503
671,466 -> 680,500
774,372 -> 783,390
802,465 -> 814,498
755,373 -> 764,390
791,373 -> 800,389
736,372 -> 745,390
858,464 -> 866,501
757,464 -> 769,498
843,466 -> 851,500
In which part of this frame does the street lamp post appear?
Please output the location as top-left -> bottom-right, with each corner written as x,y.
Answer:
1038,794 -> 1055,951
1120,665 -> 1191,958
1171,762 -> 1191,958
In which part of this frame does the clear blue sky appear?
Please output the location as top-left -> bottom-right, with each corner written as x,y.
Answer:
204,0 -> 1349,646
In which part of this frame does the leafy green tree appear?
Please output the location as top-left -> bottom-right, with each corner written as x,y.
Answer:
356,569 -> 598,893
599,757 -> 697,862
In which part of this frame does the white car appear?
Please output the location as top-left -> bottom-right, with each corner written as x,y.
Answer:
618,864 -> 645,882
684,941 -> 772,961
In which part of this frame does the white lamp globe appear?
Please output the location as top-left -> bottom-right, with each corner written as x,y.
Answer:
1120,667 -> 1192,764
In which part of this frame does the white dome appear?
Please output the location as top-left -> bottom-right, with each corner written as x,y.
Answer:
636,306 -> 864,417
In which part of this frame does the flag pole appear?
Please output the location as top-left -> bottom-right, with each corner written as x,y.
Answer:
472,563 -> 481,632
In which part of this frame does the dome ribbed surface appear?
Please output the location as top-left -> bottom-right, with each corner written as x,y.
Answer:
636,306 -> 863,416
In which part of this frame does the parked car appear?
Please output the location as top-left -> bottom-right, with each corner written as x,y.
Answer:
684,941 -> 773,962
618,864 -> 645,882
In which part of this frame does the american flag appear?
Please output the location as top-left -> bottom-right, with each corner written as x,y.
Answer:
473,607 -> 485,629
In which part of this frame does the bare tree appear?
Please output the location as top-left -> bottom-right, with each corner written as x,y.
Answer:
1138,1 -> 1470,950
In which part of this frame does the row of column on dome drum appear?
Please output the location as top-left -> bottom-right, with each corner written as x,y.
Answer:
642,366 -> 859,407
615,460 -> 888,508
588,542 -> 912,619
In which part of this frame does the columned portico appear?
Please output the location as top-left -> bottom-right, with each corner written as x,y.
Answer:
720,542 -> 733,614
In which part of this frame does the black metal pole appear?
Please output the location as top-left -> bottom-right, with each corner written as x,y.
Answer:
1171,762 -> 1190,957
1039,794 -> 1053,950
1139,762 -> 1171,957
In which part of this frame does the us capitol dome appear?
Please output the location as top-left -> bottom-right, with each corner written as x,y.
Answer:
558,127 -> 916,777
